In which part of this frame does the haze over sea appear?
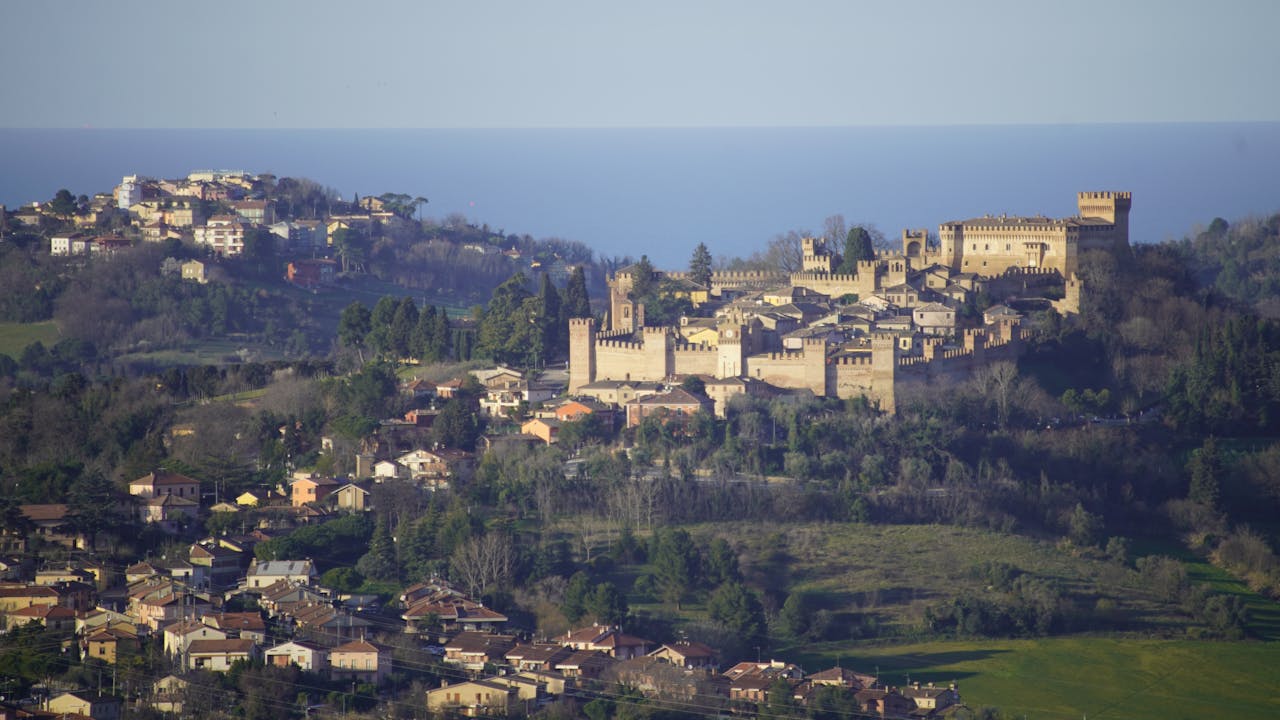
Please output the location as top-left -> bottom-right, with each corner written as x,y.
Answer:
3,124 -> 1278,267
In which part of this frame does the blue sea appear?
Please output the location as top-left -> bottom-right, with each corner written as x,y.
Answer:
2,124 -> 1278,266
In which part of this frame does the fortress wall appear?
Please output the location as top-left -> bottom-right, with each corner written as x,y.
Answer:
789,272 -> 877,298
830,360 -> 876,401
671,345 -> 719,377
594,341 -> 667,383
746,350 -> 826,395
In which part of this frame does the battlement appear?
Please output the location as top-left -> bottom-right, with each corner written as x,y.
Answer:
597,338 -> 646,351
791,271 -> 862,284
1078,191 -> 1131,201
829,354 -> 873,366
672,342 -> 717,354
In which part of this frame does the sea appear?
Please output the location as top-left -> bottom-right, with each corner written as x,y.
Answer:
2,124 -> 1278,267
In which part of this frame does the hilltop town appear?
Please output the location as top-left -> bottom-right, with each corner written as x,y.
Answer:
2,169 -> 1279,720
573,192 -> 1129,413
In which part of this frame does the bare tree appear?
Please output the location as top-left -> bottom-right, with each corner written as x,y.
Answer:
450,533 -> 513,599
973,361 -> 1021,428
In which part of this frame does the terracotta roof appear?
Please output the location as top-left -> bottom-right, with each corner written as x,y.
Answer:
331,639 -> 381,654
131,470 -> 200,488
19,504 -> 68,522
188,638 -> 256,654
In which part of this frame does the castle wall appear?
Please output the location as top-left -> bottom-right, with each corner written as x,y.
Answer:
671,344 -> 719,378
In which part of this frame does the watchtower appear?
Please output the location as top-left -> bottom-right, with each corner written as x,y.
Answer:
568,317 -> 596,394
1077,191 -> 1132,247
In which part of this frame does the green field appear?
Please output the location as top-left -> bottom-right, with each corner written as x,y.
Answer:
0,321 -> 60,358
796,637 -> 1280,720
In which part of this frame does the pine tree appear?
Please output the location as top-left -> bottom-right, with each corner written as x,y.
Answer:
389,296 -> 419,360
357,514 -> 399,581
689,242 -> 713,287
538,273 -> 562,361
563,265 -> 592,319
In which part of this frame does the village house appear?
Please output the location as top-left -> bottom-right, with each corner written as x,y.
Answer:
181,259 -> 209,283
194,214 -> 250,256
84,626 -> 141,665
2,602 -> 76,632
505,643 -> 574,672
45,691 -> 122,720
331,482 -> 372,511
247,559 -> 317,588
163,618 -> 228,657
520,417 -> 561,445
444,631 -> 517,671
203,611 -> 268,644
129,470 -> 201,501
648,641 -> 718,669
561,625 -> 652,660
151,675 -> 188,714
625,388 -> 714,429
187,637 -> 259,671
138,493 -> 200,530
189,541 -> 243,590
19,504 -> 85,548
291,475 -> 342,507
265,639 -> 330,672
330,639 -> 390,684
426,678 -> 519,718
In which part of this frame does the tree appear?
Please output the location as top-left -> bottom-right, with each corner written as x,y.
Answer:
689,243 -> 713,287
837,226 -> 874,274
563,265 -> 592,320
538,273 -> 562,361
450,533 -> 513,600
338,302 -> 372,364
628,256 -> 657,301
703,537 -> 740,586
562,571 -> 593,624
433,398 -> 480,450
356,515 -> 398,581
650,529 -> 698,609
585,581 -> 629,626
777,591 -> 812,639
1187,436 -> 1222,509
49,188 -> 77,216
706,581 -> 766,645
367,296 -> 399,359
389,296 -> 419,360
66,471 -> 119,550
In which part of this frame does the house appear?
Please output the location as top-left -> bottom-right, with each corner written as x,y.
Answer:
291,475 -> 342,507
606,656 -> 729,703
855,687 -> 918,718
18,504 -> 85,548
2,603 -> 76,631
188,541 -> 242,590
395,448 -> 474,484
291,604 -> 373,645
181,259 -> 209,283
899,681 -> 961,714
561,625 -> 652,660
373,459 -> 408,480
723,660 -> 805,704
402,595 -> 509,634
0,584 -> 61,613
84,626 -> 140,664
236,490 -> 268,507
50,232 -> 91,256
286,258 -> 337,288
331,482 -> 371,511
265,640 -> 329,672
247,560 -> 316,588
443,631 -> 517,671
625,388 -> 713,429
807,665 -> 877,690
553,649 -> 614,679
45,691 -> 121,720
983,304 -> 1022,325
505,643 -> 573,672
129,470 -> 201,501
151,675 -> 188,714
426,678 -> 519,717
912,302 -> 957,336
139,493 -> 199,529
330,639 -> 390,684
194,214 -> 249,256
520,417 -> 561,445
648,641 -> 718,670
203,611 -> 268,644
163,619 -> 228,656
230,199 -> 274,224
187,637 -> 258,671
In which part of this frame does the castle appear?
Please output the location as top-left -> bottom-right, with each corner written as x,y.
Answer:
573,192 -> 1130,413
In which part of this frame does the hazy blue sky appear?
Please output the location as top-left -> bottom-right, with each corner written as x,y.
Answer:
5,0 -> 1279,128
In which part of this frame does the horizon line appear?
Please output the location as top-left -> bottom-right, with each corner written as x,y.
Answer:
3,120 -> 1280,131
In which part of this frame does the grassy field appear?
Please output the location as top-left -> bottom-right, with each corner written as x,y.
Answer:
0,321 -> 60,358
794,637 -> 1280,719
610,522 -> 1280,718
113,338 -> 287,367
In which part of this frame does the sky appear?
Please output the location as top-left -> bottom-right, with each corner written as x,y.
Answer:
4,0 -> 1280,128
